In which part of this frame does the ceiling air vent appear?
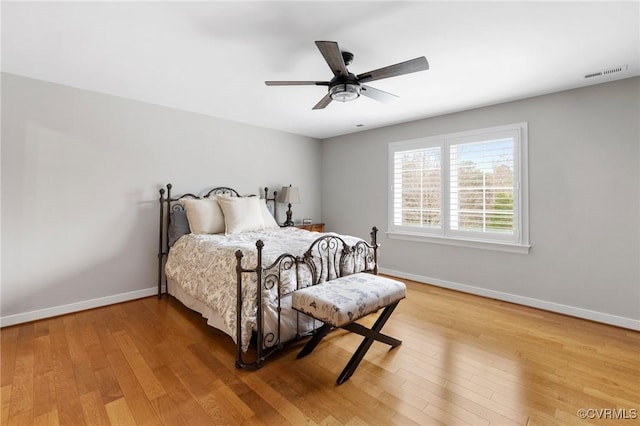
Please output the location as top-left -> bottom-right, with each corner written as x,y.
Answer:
584,65 -> 628,79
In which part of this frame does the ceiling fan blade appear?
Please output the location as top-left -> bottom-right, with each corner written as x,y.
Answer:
312,93 -> 332,110
265,81 -> 329,86
315,41 -> 349,77
361,85 -> 399,103
357,57 -> 429,83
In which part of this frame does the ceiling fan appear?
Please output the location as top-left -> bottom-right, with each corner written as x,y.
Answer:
265,41 -> 429,110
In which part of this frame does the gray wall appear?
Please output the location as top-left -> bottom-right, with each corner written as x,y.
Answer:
3,73 -> 638,329
1,73 -> 322,324
322,77 -> 640,328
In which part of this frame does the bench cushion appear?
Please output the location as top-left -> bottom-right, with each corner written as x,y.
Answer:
292,273 -> 406,327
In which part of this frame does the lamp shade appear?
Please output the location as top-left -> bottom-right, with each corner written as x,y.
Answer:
278,186 -> 301,204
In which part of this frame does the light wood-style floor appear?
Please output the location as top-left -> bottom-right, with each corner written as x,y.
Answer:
2,279 -> 639,425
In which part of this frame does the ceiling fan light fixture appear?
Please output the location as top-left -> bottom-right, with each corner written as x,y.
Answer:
265,40 -> 429,109
329,82 -> 361,102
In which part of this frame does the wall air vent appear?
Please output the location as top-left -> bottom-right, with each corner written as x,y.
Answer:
584,65 -> 628,79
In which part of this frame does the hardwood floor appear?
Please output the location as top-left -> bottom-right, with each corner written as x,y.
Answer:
2,279 -> 638,425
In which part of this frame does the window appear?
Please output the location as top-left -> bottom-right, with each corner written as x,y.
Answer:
388,123 -> 529,253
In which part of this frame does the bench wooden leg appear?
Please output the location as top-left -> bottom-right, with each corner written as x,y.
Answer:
337,302 -> 401,385
295,302 -> 402,385
342,322 -> 402,348
297,323 -> 333,359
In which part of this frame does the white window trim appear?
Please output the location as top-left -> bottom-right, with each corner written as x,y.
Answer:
388,122 -> 530,254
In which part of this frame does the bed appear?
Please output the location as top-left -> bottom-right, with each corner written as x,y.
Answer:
157,184 -> 379,369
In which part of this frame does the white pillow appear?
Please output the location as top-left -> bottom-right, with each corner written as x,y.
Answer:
216,195 -> 265,234
260,200 -> 280,230
179,197 -> 225,234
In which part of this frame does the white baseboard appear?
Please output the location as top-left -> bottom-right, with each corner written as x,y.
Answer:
380,268 -> 640,331
3,273 -> 638,332
0,286 -> 165,327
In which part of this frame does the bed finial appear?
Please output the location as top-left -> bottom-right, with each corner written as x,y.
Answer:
371,226 -> 378,245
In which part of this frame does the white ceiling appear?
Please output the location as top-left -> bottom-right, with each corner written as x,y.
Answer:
2,1 -> 639,139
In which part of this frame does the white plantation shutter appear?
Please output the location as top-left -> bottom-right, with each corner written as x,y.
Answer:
389,123 -> 528,250
392,147 -> 442,229
449,137 -> 516,239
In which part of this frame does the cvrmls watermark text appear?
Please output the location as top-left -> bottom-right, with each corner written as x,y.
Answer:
577,408 -> 637,420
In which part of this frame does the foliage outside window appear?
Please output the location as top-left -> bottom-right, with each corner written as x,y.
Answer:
388,123 -> 529,252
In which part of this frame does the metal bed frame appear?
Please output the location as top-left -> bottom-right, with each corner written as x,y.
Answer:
157,184 -> 379,369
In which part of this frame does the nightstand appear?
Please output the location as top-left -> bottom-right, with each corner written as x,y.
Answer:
296,223 -> 325,233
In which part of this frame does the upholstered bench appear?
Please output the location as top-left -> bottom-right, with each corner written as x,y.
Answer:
292,273 -> 406,384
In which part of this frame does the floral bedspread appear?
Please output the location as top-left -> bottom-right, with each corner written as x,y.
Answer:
164,227 -> 369,351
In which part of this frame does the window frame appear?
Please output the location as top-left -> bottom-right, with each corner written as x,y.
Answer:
388,122 -> 530,254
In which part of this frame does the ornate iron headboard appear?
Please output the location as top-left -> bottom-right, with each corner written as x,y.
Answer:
157,183 -> 278,298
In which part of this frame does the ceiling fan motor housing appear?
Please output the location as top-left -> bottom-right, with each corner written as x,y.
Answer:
329,73 -> 361,102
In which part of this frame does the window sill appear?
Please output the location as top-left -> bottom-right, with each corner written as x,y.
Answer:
387,231 -> 530,254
